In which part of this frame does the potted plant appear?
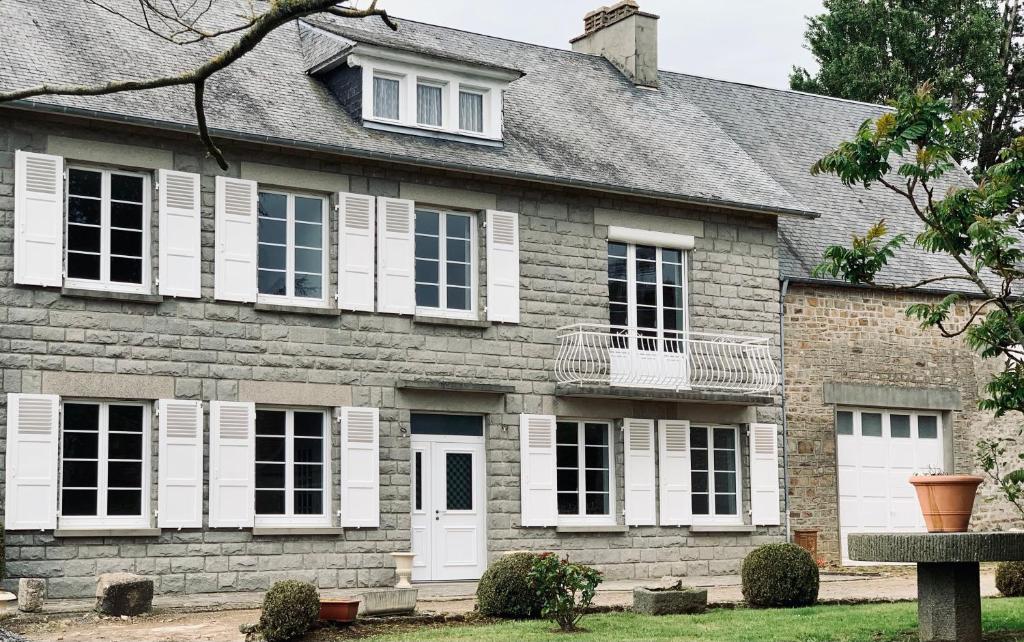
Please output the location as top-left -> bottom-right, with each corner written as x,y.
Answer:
318,597 -> 360,624
909,469 -> 984,532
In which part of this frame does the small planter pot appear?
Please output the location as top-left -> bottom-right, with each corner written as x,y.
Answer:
909,474 -> 984,532
633,585 -> 707,615
319,598 -> 360,623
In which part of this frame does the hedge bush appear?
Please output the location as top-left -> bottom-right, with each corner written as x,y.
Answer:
259,580 -> 320,642
741,543 -> 819,608
997,561 -> 1024,597
477,552 -> 543,618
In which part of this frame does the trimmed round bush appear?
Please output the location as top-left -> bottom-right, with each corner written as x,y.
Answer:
997,561 -> 1024,597
741,543 -> 819,608
477,552 -> 544,619
259,580 -> 320,642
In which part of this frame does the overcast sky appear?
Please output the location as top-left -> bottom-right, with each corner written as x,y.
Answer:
377,0 -> 825,90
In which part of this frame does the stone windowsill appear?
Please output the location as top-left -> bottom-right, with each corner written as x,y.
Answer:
689,524 -> 756,533
252,527 -> 346,536
413,315 -> 491,329
61,288 -> 164,304
254,303 -> 340,316
555,525 -> 629,534
55,528 -> 162,537
396,379 -> 516,394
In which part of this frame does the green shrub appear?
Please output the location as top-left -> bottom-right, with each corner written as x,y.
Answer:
741,543 -> 819,608
527,553 -> 603,632
997,561 -> 1024,597
258,580 -> 320,642
477,552 -> 544,618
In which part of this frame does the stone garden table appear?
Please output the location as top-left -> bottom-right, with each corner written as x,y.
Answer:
848,532 -> 1024,642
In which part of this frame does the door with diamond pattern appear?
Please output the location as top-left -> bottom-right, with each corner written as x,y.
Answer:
410,434 -> 486,581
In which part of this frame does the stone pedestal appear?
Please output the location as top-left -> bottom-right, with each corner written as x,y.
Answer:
918,562 -> 980,642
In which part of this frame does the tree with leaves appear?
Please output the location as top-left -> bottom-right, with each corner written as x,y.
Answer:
812,85 -> 1024,516
0,0 -> 397,170
791,0 -> 1023,172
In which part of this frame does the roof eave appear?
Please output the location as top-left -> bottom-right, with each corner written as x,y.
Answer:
4,100 -> 819,220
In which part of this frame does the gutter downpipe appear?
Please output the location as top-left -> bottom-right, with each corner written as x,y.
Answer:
779,277 -> 791,542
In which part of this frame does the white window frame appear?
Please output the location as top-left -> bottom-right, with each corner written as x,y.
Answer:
689,424 -> 743,526
608,242 -> 689,349
457,85 -> 488,134
58,399 -> 152,530
254,407 -> 332,528
836,408 -> 943,443
256,189 -> 328,308
64,166 -> 152,295
414,208 -> 478,320
555,419 -> 616,526
354,54 -> 507,141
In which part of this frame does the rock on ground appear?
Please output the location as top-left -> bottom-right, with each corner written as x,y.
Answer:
95,573 -> 154,617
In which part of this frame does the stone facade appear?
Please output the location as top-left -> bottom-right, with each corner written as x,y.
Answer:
784,283 -> 1023,565
0,112 -> 784,597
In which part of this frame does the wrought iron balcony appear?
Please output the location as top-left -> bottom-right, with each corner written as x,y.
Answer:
555,324 -> 779,395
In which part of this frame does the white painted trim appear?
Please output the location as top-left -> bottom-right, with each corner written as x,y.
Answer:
554,419 -> 616,526
413,208 -> 478,318
255,188 -> 329,308
608,226 -> 695,250
688,424 -> 743,524
253,407 -> 332,529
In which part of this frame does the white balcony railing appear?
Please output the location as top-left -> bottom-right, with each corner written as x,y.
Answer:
555,324 -> 779,395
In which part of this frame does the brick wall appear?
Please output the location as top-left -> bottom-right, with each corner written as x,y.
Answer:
0,112 -> 784,596
783,283 -> 1023,564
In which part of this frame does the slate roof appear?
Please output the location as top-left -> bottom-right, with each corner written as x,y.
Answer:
0,0 -> 976,290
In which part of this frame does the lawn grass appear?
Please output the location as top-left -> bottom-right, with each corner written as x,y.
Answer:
360,598 -> 1024,641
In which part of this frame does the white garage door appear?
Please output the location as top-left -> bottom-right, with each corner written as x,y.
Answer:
836,408 -> 944,564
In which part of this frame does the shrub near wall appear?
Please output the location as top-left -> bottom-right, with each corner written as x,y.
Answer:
741,543 -> 819,608
997,561 -> 1024,597
477,552 -> 543,618
258,580 -> 320,642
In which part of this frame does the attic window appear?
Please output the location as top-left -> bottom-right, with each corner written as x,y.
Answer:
459,90 -> 484,133
373,75 -> 400,120
416,82 -> 443,127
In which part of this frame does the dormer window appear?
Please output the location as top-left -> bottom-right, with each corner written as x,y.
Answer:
416,81 -> 444,127
459,89 -> 484,133
373,75 -> 400,121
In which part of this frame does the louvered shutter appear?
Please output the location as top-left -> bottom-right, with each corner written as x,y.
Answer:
375,197 -> 415,314
208,401 -> 255,528
623,418 -> 656,526
749,423 -> 781,526
214,177 -> 257,302
485,210 -> 520,323
519,414 -> 557,526
658,419 -> 692,526
4,393 -> 60,530
339,407 -> 380,528
14,151 -> 63,287
337,192 -> 376,311
157,399 -> 204,528
158,170 -> 202,298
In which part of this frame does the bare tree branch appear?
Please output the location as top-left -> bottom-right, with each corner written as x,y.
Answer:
0,0 -> 397,167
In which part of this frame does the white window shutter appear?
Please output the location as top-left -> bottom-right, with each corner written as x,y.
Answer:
14,151 -> 64,287
214,177 -> 257,302
208,401 -> 255,528
158,169 -> 202,298
157,399 -> 204,528
4,393 -> 60,530
750,423 -> 781,526
339,406 -> 380,528
623,418 -> 656,526
337,192 -> 376,311
519,414 -> 558,526
485,210 -> 520,323
375,197 -> 415,314
658,419 -> 692,526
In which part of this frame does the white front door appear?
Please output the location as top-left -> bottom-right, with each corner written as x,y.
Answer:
837,408 -> 944,564
411,434 -> 487,581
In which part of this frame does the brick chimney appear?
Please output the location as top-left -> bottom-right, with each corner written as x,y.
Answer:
570,1 -> 659,88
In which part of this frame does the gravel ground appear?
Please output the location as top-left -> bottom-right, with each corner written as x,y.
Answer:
0,628 -> 27,642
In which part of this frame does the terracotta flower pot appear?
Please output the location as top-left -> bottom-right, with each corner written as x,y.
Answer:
909,474 -> 984,533
319,598 -> 360,623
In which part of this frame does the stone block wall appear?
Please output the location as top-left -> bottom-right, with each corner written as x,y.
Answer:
783,283 -> 1023,564
0,112 -> 784,596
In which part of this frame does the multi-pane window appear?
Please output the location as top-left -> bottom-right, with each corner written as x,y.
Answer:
459,90 -> 484,132
836,409 -> 941,440
66,167 -> 148,292
257,191 -> 326,305
414,209 -> 474,315
255,409 -> 329,525
60,401 -> 148,526
555,421 -> 612,520
373,75 -> 400,120
608,242 -> 686,350
417,82 -> 443,127
690,425 -> 740,519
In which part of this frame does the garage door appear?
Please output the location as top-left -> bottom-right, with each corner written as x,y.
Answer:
836,408 -> 943,564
